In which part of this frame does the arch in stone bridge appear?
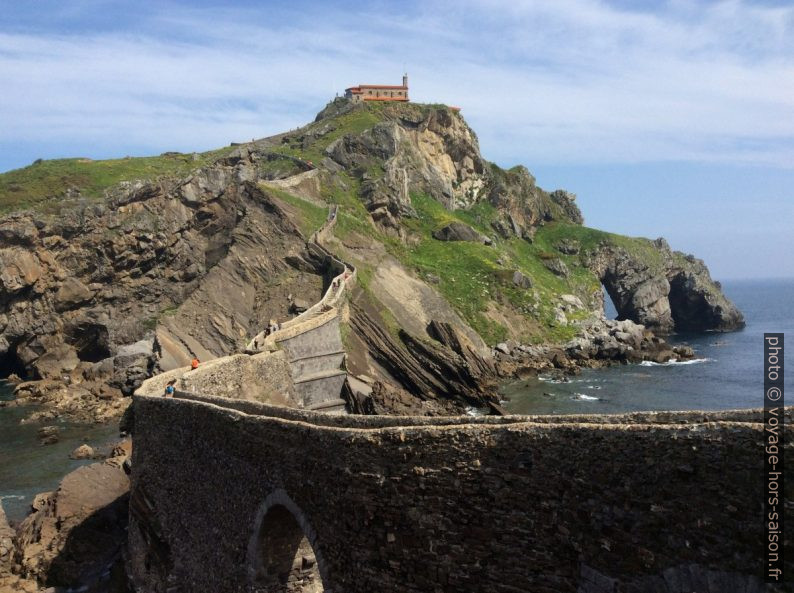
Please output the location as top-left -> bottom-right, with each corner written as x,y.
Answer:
247,489 -> 330,593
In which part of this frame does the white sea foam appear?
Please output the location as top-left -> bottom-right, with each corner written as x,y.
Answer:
572,393 -> 599,401
639,358 -> 712,367
538,376 -> 568,384
465,406 -> 485,417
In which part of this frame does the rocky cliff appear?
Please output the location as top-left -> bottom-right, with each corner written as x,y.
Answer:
0,99 -> 744,419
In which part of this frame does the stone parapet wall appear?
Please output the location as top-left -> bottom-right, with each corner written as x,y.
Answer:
169,391 -> 785,429
129,394 -> 789,593
135,350 -> 296,406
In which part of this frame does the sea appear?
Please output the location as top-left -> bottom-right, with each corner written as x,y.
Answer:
0,386 -> 118,523
502,278 -> 793,415
0,279 -> 791,523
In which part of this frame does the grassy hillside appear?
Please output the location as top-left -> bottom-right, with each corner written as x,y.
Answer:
0,101 -> 669,346
0,148 -> 234,215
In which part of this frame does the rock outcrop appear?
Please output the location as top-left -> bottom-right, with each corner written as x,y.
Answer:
589,240 -> 744,333
431,221 -> 490,243
0,98 -> 745,421
492,317 -> 695,377
347,294 -> 498,414
319,102 -> 583,236
0,503 -> 13,572
0,160 -> 329,420
10,442 -> 131,591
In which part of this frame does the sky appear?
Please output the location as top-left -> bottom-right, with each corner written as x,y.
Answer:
0,0 -> 792,279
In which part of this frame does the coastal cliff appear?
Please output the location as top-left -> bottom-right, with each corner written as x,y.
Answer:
0,99 -> 744,419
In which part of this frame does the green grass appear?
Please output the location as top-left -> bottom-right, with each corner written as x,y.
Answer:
385,194 -> 620,344
0,148 -> 236,215
272,101 -> 463,168
532,222 -> 668,272
273,107 -> 382,165
262,185 -> 327,238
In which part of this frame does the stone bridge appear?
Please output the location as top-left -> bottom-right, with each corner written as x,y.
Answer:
128,392 -> 787,593
136,204 -> 356,413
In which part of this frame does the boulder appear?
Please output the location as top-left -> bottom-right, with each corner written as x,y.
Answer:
69,444 -> 95,460
54,278 -> 94,312
0,248 -> 41,300
33,343 -> 80,379
555,239 -> 580,255
290,298 -> 311,314
37,426 -> 59,445
543,258 -> 570,277
432,222 -> 488,244
14,458 -> 130,587
512,271 -> 532,289
495,342 -> 511,355
560,294 -> 584,309
490,219 -> 512,239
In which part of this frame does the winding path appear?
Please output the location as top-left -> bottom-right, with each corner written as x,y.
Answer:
136,203 -> 356,413
245,204 -> 356,412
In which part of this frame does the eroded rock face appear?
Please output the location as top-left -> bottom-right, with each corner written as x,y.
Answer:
321,102 -> 583,235
0,155 -> 325,419
589,242 -> 744,333
347,293 -> 498,414
13,444 -> 131,590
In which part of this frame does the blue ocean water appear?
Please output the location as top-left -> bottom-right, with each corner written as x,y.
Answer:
0,385 -> 118,523
502,278 -> 793,415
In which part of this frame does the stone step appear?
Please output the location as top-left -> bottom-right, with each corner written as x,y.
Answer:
292,369 -> 347,385
306,398 -> 346,412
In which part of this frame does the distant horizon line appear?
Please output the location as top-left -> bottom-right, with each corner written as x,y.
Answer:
717,276 -> 794,282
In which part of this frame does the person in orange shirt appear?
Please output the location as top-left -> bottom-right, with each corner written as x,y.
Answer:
191,358 -> 199,370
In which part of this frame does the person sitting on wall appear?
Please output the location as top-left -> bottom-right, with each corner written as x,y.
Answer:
164,379 -> 176,397
191,358 -> 199,370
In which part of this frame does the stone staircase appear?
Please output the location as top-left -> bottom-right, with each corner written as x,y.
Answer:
247,204 -> 355,413
136,204 -> 355,414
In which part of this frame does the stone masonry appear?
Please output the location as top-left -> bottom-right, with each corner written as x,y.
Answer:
128,393 -> 791,593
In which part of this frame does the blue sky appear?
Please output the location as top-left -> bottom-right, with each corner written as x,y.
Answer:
1,0 -> 792,279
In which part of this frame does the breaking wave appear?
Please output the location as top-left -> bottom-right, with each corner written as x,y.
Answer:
639,358 -> 712,367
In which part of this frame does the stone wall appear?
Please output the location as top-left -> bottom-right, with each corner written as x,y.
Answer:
128,394 -> 790,593
135,350 -> 296,406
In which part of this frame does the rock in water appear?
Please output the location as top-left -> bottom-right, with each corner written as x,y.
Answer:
69,444 -> 94,460
14,453 -> 131,588
589,243 -> 744,333
36,426 -> 59,446
0,500 -> 14,570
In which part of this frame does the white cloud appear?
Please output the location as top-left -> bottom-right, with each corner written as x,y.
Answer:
0,0 -> 792,168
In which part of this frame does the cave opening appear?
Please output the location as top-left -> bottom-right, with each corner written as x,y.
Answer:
602,283 -> 620,320
668,273 -> 709,332
68,323 -> 111,363
0,342 -> 28,380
